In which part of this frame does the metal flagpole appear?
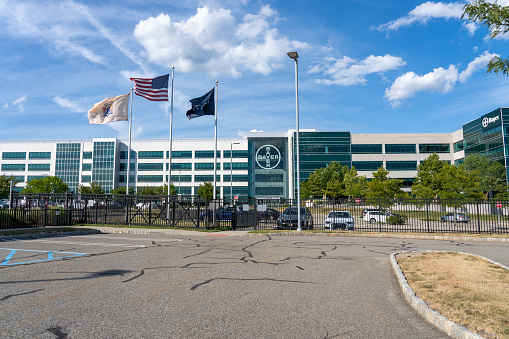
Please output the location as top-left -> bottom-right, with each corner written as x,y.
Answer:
126,88 -> 134,195
213,81 -> 218,225
167,67 -> 174,222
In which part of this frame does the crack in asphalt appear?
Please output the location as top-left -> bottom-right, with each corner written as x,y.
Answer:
190,277 -> 317,291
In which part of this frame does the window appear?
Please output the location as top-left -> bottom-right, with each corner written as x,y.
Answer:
223,162 -> 248,170
195,163 -> 220,170
29,152 -> 51,159
81,175 -> 91,183
195,150 -> 221,158
255,174 -> 284,182
385,144 -> 416,154
223,150 -> 249,158
169,175 -> 192,182
119,163 -> 135,171
119,175 -> 135,183
419,144 -> 450,153
453,141 -> 464,153
169,151 -> 192,158
2,152 -> 26,159
138,151 -> 164,159
223,175 -> 249,182
138,163 -> 163,171
1,164 -> 25,171
194,175 -> 220,182
28,164 -> 50,171
171,163 -> 192,171
386,161 -> 417,171
120,151 -> 136,159
351,144 -> 383,154
352,161 -> 383,171
254,187 -> 283,196
137,175 -> 163,182
82,163 -> 92,171
82,152 -> 93,159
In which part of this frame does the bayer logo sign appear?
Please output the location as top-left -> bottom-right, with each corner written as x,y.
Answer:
256,145 -> 281,170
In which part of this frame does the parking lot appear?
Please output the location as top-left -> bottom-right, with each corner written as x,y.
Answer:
1,232 -> 508,338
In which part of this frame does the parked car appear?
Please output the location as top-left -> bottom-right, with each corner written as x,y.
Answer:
363,210 -> 387,223
0,200 -> 9,209
361,208 -> 384,218
276,207 -> 313,230
324,211 -> 354,230
441,213 -> 471,223
259,208 -> 280,220
199,206 -> 237,221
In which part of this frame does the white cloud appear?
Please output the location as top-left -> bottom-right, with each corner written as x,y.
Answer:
12,94 -> 27,112
385,52 -> 498,105
134,5 -> 307,78
462,22 -> 478,36
310,54 -> 406,86
2,103 -> 8,109
53,96 -> 86,113
376,2 -> 465,32
458,51 -> 498,83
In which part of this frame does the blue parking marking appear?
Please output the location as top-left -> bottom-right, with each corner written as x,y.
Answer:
0,248 -> 87,266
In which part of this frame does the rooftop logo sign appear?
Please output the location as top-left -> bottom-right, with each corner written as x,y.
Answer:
256,145 -> 281,170
482,115 -> 499,128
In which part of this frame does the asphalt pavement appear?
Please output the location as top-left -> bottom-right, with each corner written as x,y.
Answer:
1,229 -> 507,338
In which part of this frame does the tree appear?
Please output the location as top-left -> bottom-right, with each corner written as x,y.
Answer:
365,167 -> 406,203
137,184 -> 177,196
301,161 -> 349,200
196,182 -> 217,201
412,153 -> 447,200
460,154 -> 508,199
0,174 -> 20,199
342,166 -> 367,199
22,176 -> 69,194
463,1 -> 509,75
78,182 -> 105,194
110,187 -> 135,195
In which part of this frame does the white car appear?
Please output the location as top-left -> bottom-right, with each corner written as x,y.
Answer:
324,211 -> 354,230
363,211 -> 387,223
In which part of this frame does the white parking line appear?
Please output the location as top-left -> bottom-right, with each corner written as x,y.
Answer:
8,239 -> 146,248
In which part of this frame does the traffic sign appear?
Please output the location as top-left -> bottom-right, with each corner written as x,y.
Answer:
497,202 -> 502,208
355,198 -> 361,204
234,195 -> 238,201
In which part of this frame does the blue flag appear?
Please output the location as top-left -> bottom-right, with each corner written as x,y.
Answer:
186,88 -> 215,120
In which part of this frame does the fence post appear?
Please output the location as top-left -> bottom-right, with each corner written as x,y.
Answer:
172,198 -> 176,226
68,191 -> 73,225
476,200 -> 481,234
426,200 -> 430,233
148,198 -> 152,225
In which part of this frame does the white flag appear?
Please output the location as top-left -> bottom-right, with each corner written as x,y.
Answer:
88,93 -> 130,124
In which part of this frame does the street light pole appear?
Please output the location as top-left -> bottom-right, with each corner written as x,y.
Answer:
230,142 -> 240,203
287,51 -> 302,232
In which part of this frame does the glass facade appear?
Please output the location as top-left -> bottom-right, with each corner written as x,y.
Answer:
195,150 -> 221,158
419,144 -> 450,153
352,161 -> 383,171
138,151 -> 163,159
295,131 -> 351,187
91,141 -> 116,193
28,164 -> 50,171
56,143 -> 81,192
2,152 -> 26,159
249,137 -> 288,199
351,144 -> 382,154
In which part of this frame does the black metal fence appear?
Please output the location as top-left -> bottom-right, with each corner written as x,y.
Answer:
1,193 -> 508,234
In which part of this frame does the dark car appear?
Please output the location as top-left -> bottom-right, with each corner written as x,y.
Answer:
259,208 -> 280,220
276,207 -> 313,230
200,206 -> 236,221
441,213 -> 471,223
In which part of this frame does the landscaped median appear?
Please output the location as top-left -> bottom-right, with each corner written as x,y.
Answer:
392,251 -> 509,339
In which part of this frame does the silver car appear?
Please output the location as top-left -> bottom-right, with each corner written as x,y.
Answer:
441,213 -> 471,223
324,211 -> 354,230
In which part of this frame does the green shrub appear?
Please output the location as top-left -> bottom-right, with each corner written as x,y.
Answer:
388,214 -> 407,225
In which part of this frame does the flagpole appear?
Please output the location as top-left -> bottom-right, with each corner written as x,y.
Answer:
126,88 -> 134,195
213,81 -> 218,200
167,67 -> 174,222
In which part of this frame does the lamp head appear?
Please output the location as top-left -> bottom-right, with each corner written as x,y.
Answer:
287,51 -> 299,60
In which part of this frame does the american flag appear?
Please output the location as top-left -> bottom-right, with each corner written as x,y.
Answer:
130,74 -> 169,101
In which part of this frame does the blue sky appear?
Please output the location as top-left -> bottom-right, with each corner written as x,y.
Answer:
1,0 -> 509,141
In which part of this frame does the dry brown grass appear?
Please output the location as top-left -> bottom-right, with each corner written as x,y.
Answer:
397,252 -> 509,338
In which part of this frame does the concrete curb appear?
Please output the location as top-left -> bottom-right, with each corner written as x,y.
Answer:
0,229 -> 102,241
390,251 -> 508,339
